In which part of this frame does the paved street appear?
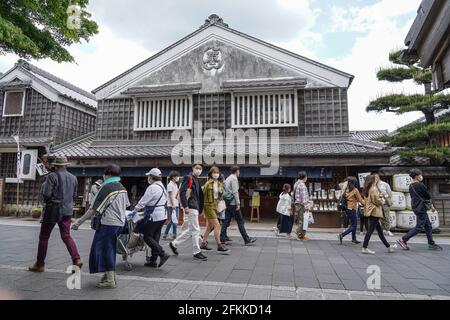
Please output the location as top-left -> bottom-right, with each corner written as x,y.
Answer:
1,220 -> 450,300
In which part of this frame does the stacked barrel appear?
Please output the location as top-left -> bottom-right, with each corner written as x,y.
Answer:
390,174 -> 440,231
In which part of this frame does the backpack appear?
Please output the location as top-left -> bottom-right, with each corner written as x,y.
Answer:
222,183 -> 234,205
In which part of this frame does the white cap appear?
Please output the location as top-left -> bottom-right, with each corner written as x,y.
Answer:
146,168 -> 162,177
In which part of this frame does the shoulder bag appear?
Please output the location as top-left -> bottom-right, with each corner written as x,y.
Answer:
42,172 -> 64,224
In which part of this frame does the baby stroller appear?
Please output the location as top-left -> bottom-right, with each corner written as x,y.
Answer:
116,211 -> 150,271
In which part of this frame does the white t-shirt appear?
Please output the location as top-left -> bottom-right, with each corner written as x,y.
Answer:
167,180 -> 179,208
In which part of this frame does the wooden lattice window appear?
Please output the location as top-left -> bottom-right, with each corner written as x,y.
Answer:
2,90 -> 25,117
231,91 -> 298,128
133,96 -> 193,131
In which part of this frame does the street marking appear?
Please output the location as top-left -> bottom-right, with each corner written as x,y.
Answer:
0,264 -> 449,300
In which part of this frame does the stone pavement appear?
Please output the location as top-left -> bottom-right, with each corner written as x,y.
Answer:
0,220 -> 450,300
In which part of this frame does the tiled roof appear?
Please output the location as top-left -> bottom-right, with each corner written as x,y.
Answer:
350,130 -> 388,142
0,60 -> 97,108
222,77 -> 307,89
122,82 -> 202,95
0,136 -> 53,146
52,133 -> 392,159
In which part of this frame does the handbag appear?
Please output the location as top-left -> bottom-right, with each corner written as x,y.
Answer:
91,193 -> 121,230
410,183 -> 433,211
217,200 -> 226,213
42,171 -> 64,224
337,194 -> 347,211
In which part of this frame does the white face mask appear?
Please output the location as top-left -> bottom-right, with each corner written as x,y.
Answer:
193,168 -> 202,176
418,175 -> 424,182
174,177 -> 180,182
212,173 -> 220,180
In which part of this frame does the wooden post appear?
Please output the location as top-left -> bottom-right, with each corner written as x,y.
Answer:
0,178 -> 4,216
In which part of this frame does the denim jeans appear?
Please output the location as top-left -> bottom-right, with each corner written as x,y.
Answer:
402,212 -> 435,245
220,206 -> 250,242
164,207 -> 179,236
341,209 -> 357,241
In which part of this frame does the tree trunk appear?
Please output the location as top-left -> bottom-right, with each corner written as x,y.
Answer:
424,111 -> 435,124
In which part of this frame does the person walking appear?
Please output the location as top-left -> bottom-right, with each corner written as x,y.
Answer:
135,168 -> 171,268
293,171 -> 312,241
169,163 -> 208,261
373,172 -> 394,237
29,156 -> 82,273
201,166 -> 230,254
87,164 -> 130,288
274,184 -> 294,238
163,171 -> 180,240
220,166 -> 256,246
361,175 -> 395,255
338,177 -> 365,244
397,169 -> 443,251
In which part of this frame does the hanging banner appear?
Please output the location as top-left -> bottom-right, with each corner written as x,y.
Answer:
0,178 -> 4,213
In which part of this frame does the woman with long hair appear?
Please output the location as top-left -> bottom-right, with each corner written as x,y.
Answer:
361,175 -> 395,255
338,177 -> 365,244
163,170 -> 180,240
200,166 -> 229,254
274,184 -> 294,238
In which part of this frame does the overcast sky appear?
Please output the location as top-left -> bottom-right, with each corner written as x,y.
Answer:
0,0 -> 428,131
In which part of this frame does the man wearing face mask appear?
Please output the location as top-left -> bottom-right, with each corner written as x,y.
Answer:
220,166 -> 256,246
135,168 -> 171,268
169,163 -> 207,261
397,169 -> 442,251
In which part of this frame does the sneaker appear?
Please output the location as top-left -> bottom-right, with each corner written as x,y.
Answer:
298,236 -> 310,241
193,252 -> 208,261
158,254 -> 170,267
162,234 -> 168,240
28,263 -> 45,273
361,248 -> 375,255
224,237 -> 232,242
144,261 -> 158,268
273,227 -> 280,236
245,238 -> 257,246
352,240 -> 361,244
387,245 -> 395,253
359,232 -> 364,236
169,242 -> 178,256
217,244 -> 230,254
387,231 -> 394,237
397,239 -> 410,251
338,234 -> 343,245
429,244 -> 443,251
200,241 -> 213,251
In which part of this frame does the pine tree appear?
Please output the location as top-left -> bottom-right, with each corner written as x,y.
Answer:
367,49 -> 450,163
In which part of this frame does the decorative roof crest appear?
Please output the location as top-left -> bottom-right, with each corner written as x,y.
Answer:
202,14 -> 229,28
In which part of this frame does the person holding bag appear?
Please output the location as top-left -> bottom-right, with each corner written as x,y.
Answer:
88,164 -> 130,289
274,184 -> 294,237
397,169 -> 442,251
338,177 -> 365,245
361,175 -> 395,255
134,168 -> 171,268
293,171 -> 312,241
201,166 -> 229,254
29,156 -> 81,273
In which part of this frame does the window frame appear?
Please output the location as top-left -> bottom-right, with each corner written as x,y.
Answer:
133,94 -> 193,132
231,89 -> 299,129
2,89 -> 26,117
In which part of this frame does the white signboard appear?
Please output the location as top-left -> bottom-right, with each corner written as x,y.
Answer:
358,172 -> 371,187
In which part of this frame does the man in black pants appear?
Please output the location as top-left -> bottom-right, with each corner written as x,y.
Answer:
135,168 -> 170,268
397,169 -> 443,251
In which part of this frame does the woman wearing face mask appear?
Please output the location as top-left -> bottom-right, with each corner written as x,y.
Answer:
134,168 -> 170,268
163,171 -> 180,240
201,166 -> 230,254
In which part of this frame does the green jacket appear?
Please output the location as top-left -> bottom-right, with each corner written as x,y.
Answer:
203,179 -> 223,216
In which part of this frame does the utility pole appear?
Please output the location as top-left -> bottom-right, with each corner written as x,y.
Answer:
12,133 -> 21,218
